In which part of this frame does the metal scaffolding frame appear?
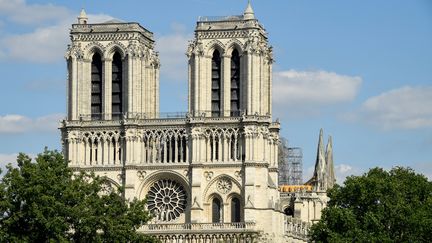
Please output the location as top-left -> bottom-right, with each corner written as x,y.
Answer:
287,147 -> 303,185
278,143 -> 303,185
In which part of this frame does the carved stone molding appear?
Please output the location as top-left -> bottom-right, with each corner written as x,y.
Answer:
137,170 -> 146,180
204,171 -> 214,181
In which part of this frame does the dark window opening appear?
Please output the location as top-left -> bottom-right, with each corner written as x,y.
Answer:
91,52 -> 103,120
211,50 -> 221,117
284,207 -> 294,216
212,197 -> 222,223
231,197 -> 241,222
112,52 -> 123,120
230,49 -> 240,116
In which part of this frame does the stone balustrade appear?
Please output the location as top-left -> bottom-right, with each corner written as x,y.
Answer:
284,216 -> 310,241
140,222 -> 257,233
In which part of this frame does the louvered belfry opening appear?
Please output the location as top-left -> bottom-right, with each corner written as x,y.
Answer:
211,50 -> 221,117
91,52 -> 103,120
230,49 -> 240,116
112,52 -> 123,120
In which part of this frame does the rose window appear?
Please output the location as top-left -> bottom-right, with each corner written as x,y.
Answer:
147,179 -> 187,222
216,177 -> 232,194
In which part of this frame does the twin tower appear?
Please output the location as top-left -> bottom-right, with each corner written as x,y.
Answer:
66,4 -> 272,122
62,3 -> 287,242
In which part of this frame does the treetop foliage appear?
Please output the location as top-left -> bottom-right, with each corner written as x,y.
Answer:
0,149 -> 157,243
310,167 -> 432,243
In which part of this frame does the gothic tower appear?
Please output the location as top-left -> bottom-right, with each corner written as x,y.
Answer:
187,1 -> 273,117
65,9 -> 160,122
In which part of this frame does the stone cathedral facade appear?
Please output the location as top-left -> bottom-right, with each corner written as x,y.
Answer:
61,3 -> 335,242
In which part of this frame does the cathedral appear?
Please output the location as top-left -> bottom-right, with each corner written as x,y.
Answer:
61,2 -> 335,242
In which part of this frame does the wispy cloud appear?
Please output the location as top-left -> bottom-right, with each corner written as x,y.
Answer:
156,23 -> 192,83
334,163 -> 363,183
0,153 -> 18,174
344,86 -> 432,130
0,0 -> 113,63
0,0 -> 69,25
0,114 -> 64,134
273,69 -> 362,117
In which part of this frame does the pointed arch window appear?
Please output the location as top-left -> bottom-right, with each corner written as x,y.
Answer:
230,49 -> 240,116
211,50 -> 221,117
91,52 -> 103,120
212,197 -> 222,223
231,197 -> 241,222
112,52 -> 123,120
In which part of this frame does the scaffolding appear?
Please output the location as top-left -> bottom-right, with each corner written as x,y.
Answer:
287,147 -> 303,185
278,142 -> 303,185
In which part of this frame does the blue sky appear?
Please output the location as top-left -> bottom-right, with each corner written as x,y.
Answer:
0,0 -> 431,182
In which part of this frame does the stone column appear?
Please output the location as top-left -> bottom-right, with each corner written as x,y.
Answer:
104,58 -> 112,120
222,54 -> 231,117
269,58 -> 273,116
185,137 -> 189,163
70,57 -> 78,120
174,137 -> 178,163
154,63 -> 160,117
193,56 -> 199,113
97,138 -> 102,165
246,53 -> 252,115
127,56 -> 133,116
134,58 -> 142,116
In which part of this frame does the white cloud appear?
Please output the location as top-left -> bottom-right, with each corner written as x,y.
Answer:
0,0 -> 113,63
273,70 -> 362,106
0,153 -> 37,176
0,0 -> 69,25
1,13 -> 112,63
334,163 -> 362,183
0,113 -> 64,134
347,86 -> 432,130
2,20 -> 70,63
156,24 -> 192,82
0,153 -> 18,174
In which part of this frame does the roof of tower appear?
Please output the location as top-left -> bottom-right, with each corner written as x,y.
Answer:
244,0 -> 255,20
195,1 -> 266,38
71,19 -> 154,44
103,19 -> 125,24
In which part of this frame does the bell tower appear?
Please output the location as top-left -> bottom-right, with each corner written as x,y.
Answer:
187,1 -> 273,117
66,10 -> 160,121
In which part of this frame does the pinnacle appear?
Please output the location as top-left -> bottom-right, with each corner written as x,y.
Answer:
244,0 -> 255,20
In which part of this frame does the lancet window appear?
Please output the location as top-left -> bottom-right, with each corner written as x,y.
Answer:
212,197 -> 222,223
230,49 -> 240,116
211,50 -> 221,117
231,197 -> 241,222
112,52 -> 123,120
91,52 -> 103,120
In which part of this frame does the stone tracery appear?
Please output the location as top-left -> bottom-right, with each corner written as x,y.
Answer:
147,179 -> 187,222
216,177 -> 232,194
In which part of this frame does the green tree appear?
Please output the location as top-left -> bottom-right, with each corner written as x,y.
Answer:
310,167 -> 432,243
0,149 -> 157,242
